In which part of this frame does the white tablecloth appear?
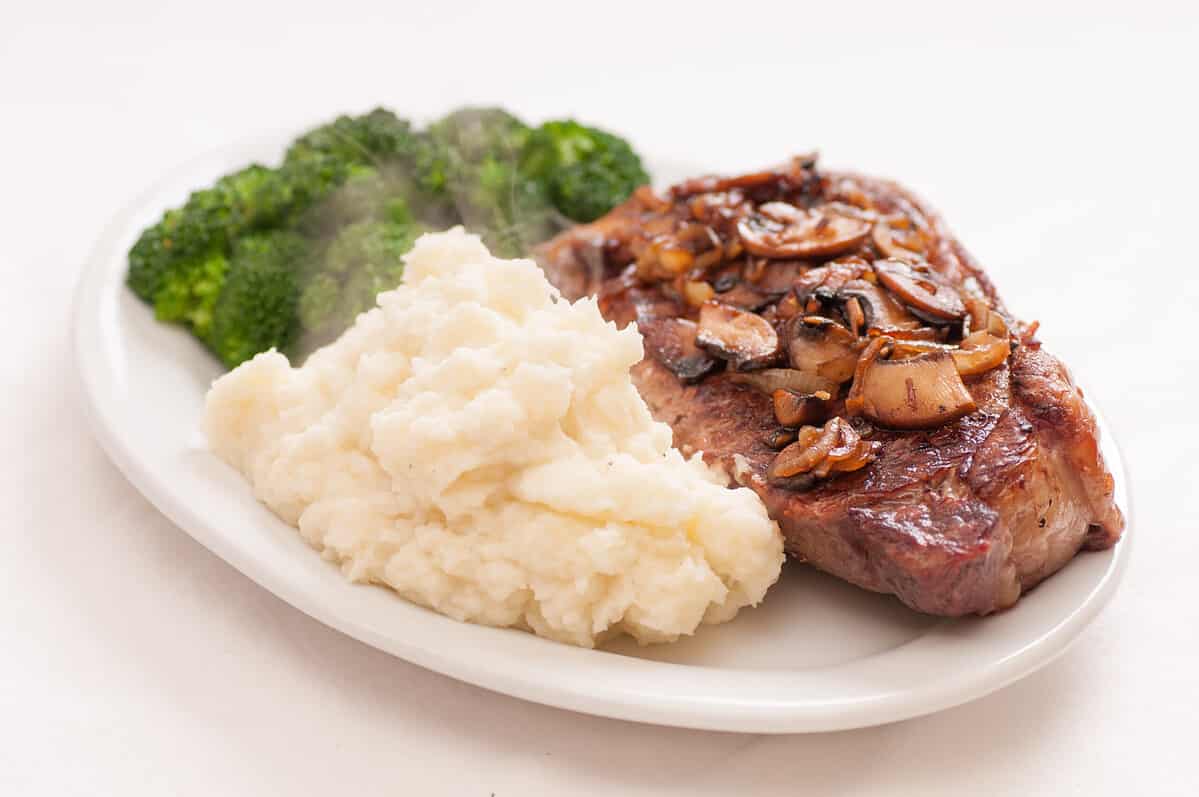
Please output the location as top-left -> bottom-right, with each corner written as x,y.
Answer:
4,1 -> 1196,793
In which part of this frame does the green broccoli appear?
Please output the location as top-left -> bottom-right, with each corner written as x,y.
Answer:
285,108 -> 420,171
152,249 -> 228,340
127,164 -> 297,308
293,198 -> 422,353
521,119 -> 649,222
424,107 -> 558,257
127,106 -> 650,371
207,231 -> 308,368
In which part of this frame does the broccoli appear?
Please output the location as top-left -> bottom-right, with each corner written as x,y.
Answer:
207,231 -> 308,368
127,164 -> 299,307
285,108 -> 420,171
127,106 -> 650,370
293,198 -> 422,353
152,249 -> 228,340
424,107 -> 559,257
521,119 -> 649,222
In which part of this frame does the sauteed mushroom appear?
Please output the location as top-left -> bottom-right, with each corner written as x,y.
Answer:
836,279 -> 921,334
773,389 -> 833,427
873,259 -> 966,322
640,317 -> 719,384
696,301 -> 781,370
738,202 -> 872,259
845,337 -> 977,429
787,316 -> 859,383
871,215 -> 928,260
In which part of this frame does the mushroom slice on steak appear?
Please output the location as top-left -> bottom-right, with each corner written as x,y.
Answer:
773,388 -> 833,427
787,316 -> 859,383
871,214 -> 929,261
738,202 -> 872,259
873,259 -> 967,323
640,316 -> 719,384
845,337 -> 977,429
837,279 -> 922,334
750,259 -> 808,296
696,301 -> 780,370
712,280 -> 772,311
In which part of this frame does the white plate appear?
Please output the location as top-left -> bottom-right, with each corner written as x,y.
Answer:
73,134 -> 1131,734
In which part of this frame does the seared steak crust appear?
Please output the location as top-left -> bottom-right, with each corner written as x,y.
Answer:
536,160 -> 1123,616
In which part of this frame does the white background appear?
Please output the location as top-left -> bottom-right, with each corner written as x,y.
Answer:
3,1 -> 1197,794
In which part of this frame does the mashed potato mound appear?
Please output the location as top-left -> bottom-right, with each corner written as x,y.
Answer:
204,228 -> 783,647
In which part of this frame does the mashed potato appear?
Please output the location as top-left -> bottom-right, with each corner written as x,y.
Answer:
204,228 -> 783,647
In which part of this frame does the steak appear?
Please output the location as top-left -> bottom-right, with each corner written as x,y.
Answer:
536,157 -> 1124,616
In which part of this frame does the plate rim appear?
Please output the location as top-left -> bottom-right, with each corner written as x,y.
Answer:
71,134 -> 1132,734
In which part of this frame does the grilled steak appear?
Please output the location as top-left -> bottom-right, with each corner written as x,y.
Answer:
536,157 -> 1124,616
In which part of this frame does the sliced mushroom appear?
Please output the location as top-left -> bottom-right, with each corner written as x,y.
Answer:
696,301 -> 781,371
871,216 -> 928,261
836,279 -> 921,334
738,202 -> 872,259
873,259 -> 966,323
774,292 -> 802,321
773,389 -> 832,427
845,340 -> 977,429
728,368 -> 839,397
640,317 -> 719,384
787,316 -> 859,383
951,331 -> 1011,376
749,259 -> 808,295
792,258 -> 870,310
713,281 -> 772,311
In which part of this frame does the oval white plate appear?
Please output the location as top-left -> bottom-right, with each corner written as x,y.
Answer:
74,134 -> 1130,733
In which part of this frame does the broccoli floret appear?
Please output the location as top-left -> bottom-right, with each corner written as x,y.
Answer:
286,108 -> 420,170
127,164 -> 296,305
153,249 -> 228,340
207,231 -> 308,368
293,199 -> 422,355
424,107 -> 558,256
127,211 -> 183,302
297,272 -> 340,332
521,119 -> 649,222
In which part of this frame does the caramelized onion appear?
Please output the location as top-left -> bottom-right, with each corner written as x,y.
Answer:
738,202 -> 872,259
768,417 -> 880,485
951,331 -> 1011,376
682,279 -> 716,307
696,301 -> 780,371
